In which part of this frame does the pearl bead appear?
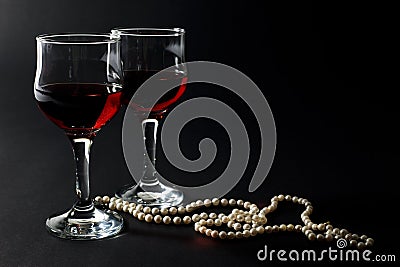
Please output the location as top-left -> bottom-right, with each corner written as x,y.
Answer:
317,234 -> 324,241
205,229 -> 212,236
220,199 -> 228,206
228,214 -> 236,221
200,212 -> 208,219
108,202 -> 116,210
261,207 -> 270,214
122,201 -> 129,206
207,213 -> 216,220
227,231 -> 235,239
115,198 -> 123,204
265,226 -> 273,233
110,197 -> 117,202
340,229 -> 348,236
357,242 -> 366,250
211,230 -> 218,238
317,224 -> 325,231
206,219 -> 213,226
252,215 -> 259,222
221,216 -> 229,223
102,196 -> 110,203
192,214 -> 200,222
295,225 -> 302,232
219,231 -> 227,239
199,219 -> 206,226
272,225 -> 279,232
302,226 -> 309,233
287,224 -> 294,231
95,196 -> 102,203
244,202 -> 251,209
245,216 -> 252,223
366,239 -> 374,247
154,215 -> 162,224
128,203 -> 136,208
236,215 -> 244,222
192,214 -> 201,222
278,194 -> 285,201
279,224 -> 287,231
196,200 -> 204,206
160,208 -> 168,215
308,233 -> 316,241
326,224 -> 333,230
212,198 -> 220,206
194,223 -> 201,232
243,230 -> 251,238
250,228 -> 257,236
271,197 -> 278,202
227,221 -> 234,228
204,199 -> 212,207
218,213 -> 225,219
360,235 -> 368,241
350,240 -> 357,247
151,208 -> 159,215
311,224 -> 318,230
243,224 -> 251,230
285,195 -> 291,201
199,226 -> 207,234
173,217 -> 182,225
145,214 -> 153,222
116,203 -> 123,211
169,207 -> 177,215
177,206 -> 185,214
237,199 -> 244,206
235,231 -> 243,238
184,205 -> 192,213
233,223 -> 241,231
138,212 -> 145,221
143,207 -> 151,214
136,204 -> 143,211
305,230 -> 313,236
122,205 -> 129,213
352,234 -> 359,240
257,226 -> 265,234
183,216 -> 191,224
345,233 -> 352,240
332,228 -> 340,235
132,210 -> 139,217
325,234 -> 333,242
214,219 -> 222,226
229,199 -> 236,206
292,196 -> 298,203
163,216 -> 171,224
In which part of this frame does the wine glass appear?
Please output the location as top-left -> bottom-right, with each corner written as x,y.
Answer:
34,33 -> 124,239
112,28 -> 186,207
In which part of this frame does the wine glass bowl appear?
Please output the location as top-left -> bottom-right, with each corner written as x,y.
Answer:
112,28 -> 186,207
34,33 -> 124,239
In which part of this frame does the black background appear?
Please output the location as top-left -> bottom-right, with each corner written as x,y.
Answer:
0,0 -> 398,266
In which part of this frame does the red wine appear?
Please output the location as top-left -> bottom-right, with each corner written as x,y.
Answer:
122,70 -> 187,114
35,83 -> 122,134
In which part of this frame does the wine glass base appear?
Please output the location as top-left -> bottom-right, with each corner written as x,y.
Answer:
45,205 -> 124,240
115,182 -> 184,207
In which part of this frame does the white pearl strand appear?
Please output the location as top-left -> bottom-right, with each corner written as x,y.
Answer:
94,194 -> 374,250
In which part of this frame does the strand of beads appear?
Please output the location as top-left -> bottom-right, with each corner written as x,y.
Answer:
94,194 -> 374,250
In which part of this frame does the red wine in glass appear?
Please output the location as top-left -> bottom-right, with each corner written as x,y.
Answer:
122,70 -> 187,116
35,83 -> 122,135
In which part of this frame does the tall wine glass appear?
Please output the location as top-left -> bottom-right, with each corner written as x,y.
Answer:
113,28 -> 186,207
34,33 -> 124,239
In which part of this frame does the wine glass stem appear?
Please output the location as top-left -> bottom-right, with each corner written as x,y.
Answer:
69,136 -> 94,209
142,119 -> 159,185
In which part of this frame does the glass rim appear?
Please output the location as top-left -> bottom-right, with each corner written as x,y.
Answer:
36,33 -> 120,44
112,27 -> 185,37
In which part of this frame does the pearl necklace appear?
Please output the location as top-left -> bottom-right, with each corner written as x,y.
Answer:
94,194 -> 374,250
